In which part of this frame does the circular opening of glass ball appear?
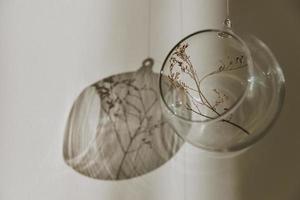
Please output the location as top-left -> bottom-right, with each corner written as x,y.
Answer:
160,29 -> 252,123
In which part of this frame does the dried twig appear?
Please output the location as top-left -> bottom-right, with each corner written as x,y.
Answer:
167,43 -> 250,135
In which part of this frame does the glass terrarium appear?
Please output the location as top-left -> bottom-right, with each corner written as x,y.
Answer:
159,29 -> 285,153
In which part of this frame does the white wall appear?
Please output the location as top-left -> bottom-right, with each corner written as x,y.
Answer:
0,0 -> 299,199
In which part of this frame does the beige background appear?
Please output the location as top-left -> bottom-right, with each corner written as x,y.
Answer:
230,0 -> 300,199
0,0 -> 299,199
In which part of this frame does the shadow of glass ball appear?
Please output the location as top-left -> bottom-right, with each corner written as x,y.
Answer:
63,58 -> 185,180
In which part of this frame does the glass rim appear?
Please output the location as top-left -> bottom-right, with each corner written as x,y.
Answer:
159,29 -> 255,124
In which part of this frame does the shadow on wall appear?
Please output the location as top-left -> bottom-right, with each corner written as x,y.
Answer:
63,58 -> 184,180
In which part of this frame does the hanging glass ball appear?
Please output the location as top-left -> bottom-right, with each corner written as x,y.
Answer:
159,29 -> 285,153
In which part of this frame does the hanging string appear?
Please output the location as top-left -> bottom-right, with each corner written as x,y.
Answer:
224,0 -> 232,28
180,0 -> 183,37
218,0 -> 232,37
226,0 -> 230,19
147,0 -> 152,58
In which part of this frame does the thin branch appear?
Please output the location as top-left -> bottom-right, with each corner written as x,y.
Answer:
221,119 -> 250,135
168,43 -> 250,135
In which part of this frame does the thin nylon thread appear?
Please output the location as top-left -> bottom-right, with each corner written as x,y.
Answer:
147,0 -> 151,57
227,0 -> 230,19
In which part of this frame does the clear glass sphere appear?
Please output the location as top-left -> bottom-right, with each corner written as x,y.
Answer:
159,29 -> 285,153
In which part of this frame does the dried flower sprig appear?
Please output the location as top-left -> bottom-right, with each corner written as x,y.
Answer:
168,42 -> 250,135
